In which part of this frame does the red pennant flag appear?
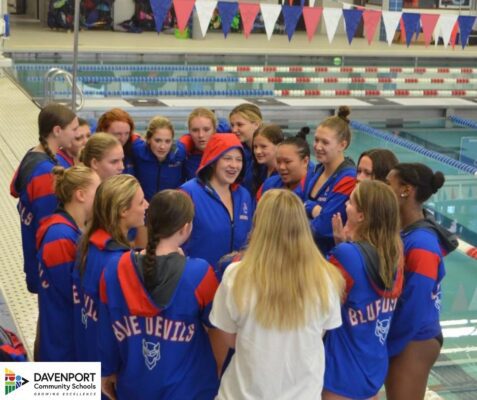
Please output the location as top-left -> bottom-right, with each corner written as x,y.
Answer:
362,9 -> 381,45
420,14 -> 439,47
450,20 -> 459,48
173,0 -> 195,32
239,3 -> 260,38
303,7 -> 322,42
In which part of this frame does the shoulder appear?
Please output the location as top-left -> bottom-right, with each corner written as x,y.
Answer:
180,178 -> 201,195
329,242 -> 361,266
403,228 -> 440,252
262,175 -> 282,191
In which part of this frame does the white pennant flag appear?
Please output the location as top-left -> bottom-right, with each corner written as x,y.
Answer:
382,11 -> 402,46
260,3 -> 282,41
323,8 -> 342,44
342,3 -> 352,10
195,0 -> 217,38
309,0 -> 316,6
435,14 -> 458,48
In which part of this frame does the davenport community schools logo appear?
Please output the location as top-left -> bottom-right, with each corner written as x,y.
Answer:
4,368 -> 29,395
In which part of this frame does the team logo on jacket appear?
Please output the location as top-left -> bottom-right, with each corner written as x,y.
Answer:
143,340 -> 161,370
239,202 -> 249,221
375,318 -> 391,345
431,287 -> 442,311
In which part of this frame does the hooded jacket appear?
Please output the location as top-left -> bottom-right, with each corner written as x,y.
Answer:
387,213 -> 458,357
180,134 -> 253,272
305,158 -> 357,255
325,241 -> 403,398
36,210 -> 79,361
132,139 -> 186,201
10,150 -> 58,293
99,251 -> 219,399
73,229 -> 130,362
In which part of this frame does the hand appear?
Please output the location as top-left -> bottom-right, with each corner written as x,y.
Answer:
101,375 -> 117,400
332,213 -> 345,245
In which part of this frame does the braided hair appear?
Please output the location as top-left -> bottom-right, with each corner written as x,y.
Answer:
38,103 -> 76,163
143,190 -> 194,292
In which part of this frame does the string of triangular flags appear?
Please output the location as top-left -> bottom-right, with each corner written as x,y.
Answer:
151,0 -> 477,49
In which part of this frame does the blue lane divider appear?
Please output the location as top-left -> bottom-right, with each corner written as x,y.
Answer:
26,76 -> 240,83
350,120 -> 477,175
49,89 -> 274,97
448,115 -> 477,129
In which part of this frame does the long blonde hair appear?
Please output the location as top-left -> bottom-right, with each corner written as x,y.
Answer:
233,189 -> 345,330
77,174 -> 139,276
353,180 -> 403,289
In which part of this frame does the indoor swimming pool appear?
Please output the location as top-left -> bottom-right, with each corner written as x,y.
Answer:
3,54 -> 477,398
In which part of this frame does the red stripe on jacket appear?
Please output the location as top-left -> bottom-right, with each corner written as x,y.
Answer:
406,248 -> 440,280
194,267 -> 219,309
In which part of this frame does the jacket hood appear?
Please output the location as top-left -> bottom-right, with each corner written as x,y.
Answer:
196,134 -> 245,183
403,209 -> 459,255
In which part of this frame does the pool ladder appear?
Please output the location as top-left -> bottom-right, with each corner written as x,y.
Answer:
44,67 -> 84,111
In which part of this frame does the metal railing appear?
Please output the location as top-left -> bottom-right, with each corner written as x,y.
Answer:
43,67 -> 84,111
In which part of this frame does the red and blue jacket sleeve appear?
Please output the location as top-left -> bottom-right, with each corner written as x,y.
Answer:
99,270 -> 121,377
194,265 -> 220,328
39,224 -> 78,302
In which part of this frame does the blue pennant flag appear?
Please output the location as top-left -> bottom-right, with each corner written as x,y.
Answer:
282,5 -> 303,41
217,1 -> 238,38
458,15 -> 476,49
402,12 -> 420,47
149,0 -> 172,34
343,9 -> 363,45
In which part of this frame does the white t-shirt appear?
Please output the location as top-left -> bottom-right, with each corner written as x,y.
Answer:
210,262 -> 342,400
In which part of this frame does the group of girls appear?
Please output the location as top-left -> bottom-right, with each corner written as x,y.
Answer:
10,101 -> 457,400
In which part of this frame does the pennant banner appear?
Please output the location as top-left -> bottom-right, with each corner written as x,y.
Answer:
239,2 -> 260,38
402,12 -> 420,47
282,5 -> 303,41
217,1 -> 238,37
437,14 -> 458,48
343,9 -> 363,45
382,11 -> 402,46
260,3 -> 281,41
195,0 -> 217,38
323,8 -> 342,44
458,15 -> 476,49
362,9 -> 381,45
149,1 -> 472,50
420,14 -> 439,47
173,0 -> 195,32
303,6 -> 322,42
150,0 -> 172,34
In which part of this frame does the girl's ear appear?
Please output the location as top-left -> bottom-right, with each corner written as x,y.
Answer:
75,188 -> 86,203
52,125 -> 61,138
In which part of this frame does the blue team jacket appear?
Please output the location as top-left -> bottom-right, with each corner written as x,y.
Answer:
180,134 -> 253,271
387,217 -> 457,357
56,149 -> 74,168
259,162 -> 315,202
132,140 -> 186,201
10,150 -> 58,293
73,229 -> 130,362
324,242 -> 403,399
305,158 -> 356,255
37,211 -> 80,361
99,251 -> 219,400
